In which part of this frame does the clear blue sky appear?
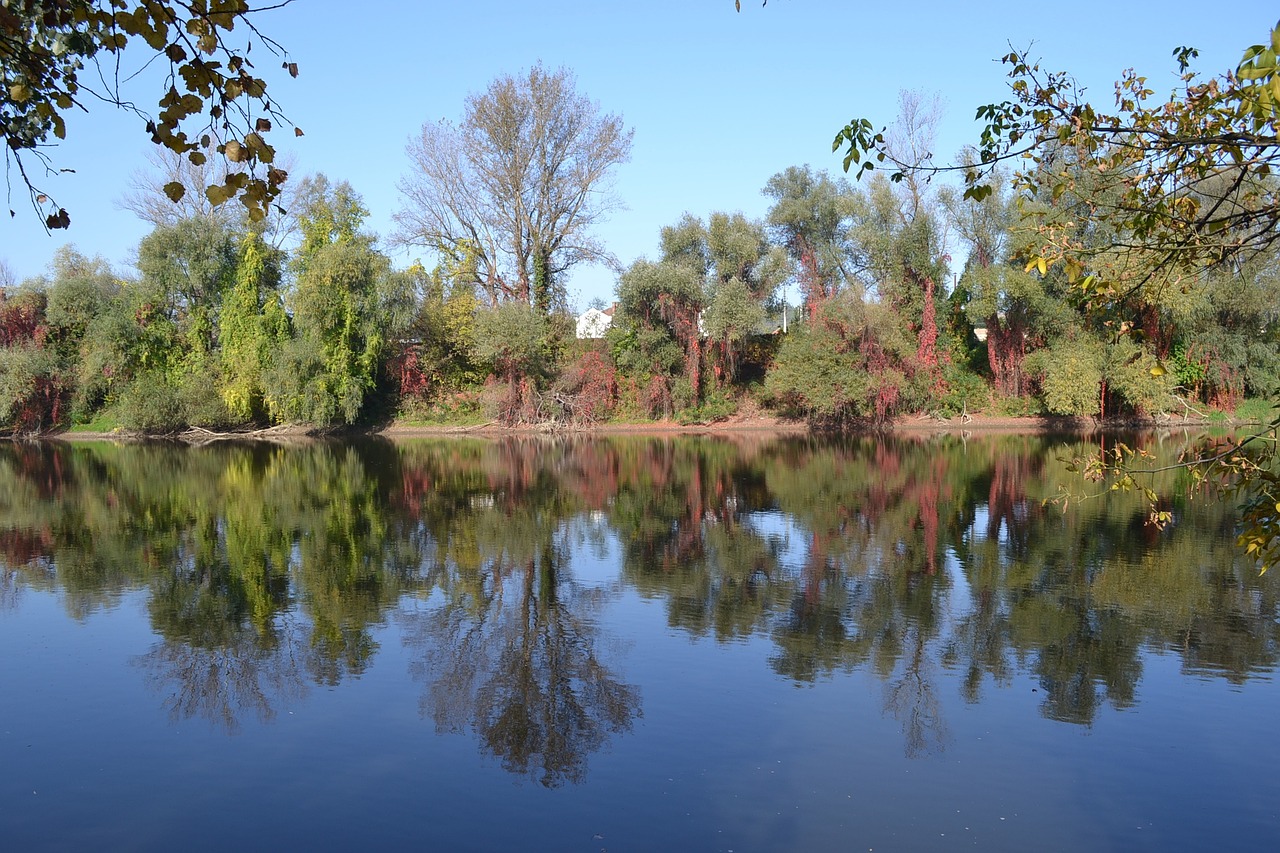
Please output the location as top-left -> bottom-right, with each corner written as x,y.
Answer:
2,1 -> 1273,308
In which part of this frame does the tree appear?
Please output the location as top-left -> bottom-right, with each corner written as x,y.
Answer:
702,212 -> 786,385
265,177 -> 405,427
217,233 -> 288,421
472,301 -> 549,424
763,165 -> 860,318
2,0 -> 301,229
118,140 -> 303,248
835,21 -> 1280,567
394,64 -> 632,314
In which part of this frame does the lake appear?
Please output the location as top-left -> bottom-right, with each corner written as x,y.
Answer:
1,432 -> 1277,851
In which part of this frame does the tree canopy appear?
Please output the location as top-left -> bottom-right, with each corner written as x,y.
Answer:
394,64 -> 632,314
1,0 -> 300,229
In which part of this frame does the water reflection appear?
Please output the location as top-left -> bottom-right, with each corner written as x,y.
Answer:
1,431 -> 1277,767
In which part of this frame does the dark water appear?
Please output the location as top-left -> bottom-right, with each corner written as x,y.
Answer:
1,433 -> 1277,852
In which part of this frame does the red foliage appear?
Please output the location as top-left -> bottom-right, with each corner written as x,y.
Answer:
0,293 -> 43,346
643,374 -> 670,418
797,241 -> 834,320
914,276 -> 946,400
8,374 -> 64,433
571,350 -> 617,423
858,333 -> 900,422
986,315 -> 1030,398
389,346 -> 430,399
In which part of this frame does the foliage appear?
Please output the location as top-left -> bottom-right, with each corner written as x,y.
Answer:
217,234 -> 288,421
114,370 -> 182,432
1,0 -> 300,228
1027,336 -> 1102,416
0,340 -> 61,432
553,348 -> 618,425
473,301 -> 550,424
266,178 -> 401,427
764,295 -> 923,425
764,165 -> 859,315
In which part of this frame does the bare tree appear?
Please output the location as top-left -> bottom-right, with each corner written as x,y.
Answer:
395,65 -> 633,314
118,141 -> 304,249
0,259 -> 15,291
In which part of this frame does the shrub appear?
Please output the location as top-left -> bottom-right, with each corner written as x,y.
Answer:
116,372 -> 183,433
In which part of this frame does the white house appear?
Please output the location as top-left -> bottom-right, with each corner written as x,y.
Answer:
576,304 -> 616,339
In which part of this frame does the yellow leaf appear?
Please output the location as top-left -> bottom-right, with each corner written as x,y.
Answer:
1150,364 -> 1166,377
1036,257 -> 1048,276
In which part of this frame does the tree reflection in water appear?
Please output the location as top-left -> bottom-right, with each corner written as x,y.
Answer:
1,431 -> 1278,762
403,550 -> 639,787
399,440 -> 641,787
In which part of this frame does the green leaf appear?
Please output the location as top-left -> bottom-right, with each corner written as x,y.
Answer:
163,181 -> 186,203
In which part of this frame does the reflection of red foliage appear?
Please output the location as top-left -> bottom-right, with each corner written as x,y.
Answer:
986,449 -> 1042,541
395,466 -> 435,516
0,527 -> 54,566
564,441 -> 619,511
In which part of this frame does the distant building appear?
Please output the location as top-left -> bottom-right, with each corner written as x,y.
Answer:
576,304 -> 616,339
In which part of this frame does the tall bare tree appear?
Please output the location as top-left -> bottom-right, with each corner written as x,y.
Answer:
395,65 -> 632,314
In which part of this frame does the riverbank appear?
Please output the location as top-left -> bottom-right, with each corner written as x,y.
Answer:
36,411 -> 1244,443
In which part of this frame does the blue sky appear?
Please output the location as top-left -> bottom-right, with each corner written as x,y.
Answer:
2,1 -> 1274,308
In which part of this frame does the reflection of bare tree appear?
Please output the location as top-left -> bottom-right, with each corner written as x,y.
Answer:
0,565 -> 19,610
134,622 -> 309,734
404,549 -> 640,787
884,630 -> 951,759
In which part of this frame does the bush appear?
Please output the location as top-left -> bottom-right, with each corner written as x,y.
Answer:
115,372 -> 183,432
677,386 -> 737,424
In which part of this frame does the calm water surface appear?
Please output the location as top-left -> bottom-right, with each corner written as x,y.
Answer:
1,433 -> 1277,851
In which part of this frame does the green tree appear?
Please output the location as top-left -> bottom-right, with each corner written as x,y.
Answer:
764,165 -> 860,318
217,233 -> 289,421
265,177 -> 405,427
472,301 -> 550,424
702,212 -> 787,386
611,238 -> 705,416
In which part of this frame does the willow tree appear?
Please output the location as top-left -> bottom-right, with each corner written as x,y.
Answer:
764,165 -> 861,318
394,64 -> 633,315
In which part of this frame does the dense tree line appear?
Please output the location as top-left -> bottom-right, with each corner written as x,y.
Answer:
3,69 -> 1279,435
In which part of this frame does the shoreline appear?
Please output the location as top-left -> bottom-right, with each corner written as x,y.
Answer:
29,412 -> 1243,443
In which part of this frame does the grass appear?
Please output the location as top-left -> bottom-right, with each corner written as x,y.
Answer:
1233,398 -> 1279,424
66,412 -> 120,433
